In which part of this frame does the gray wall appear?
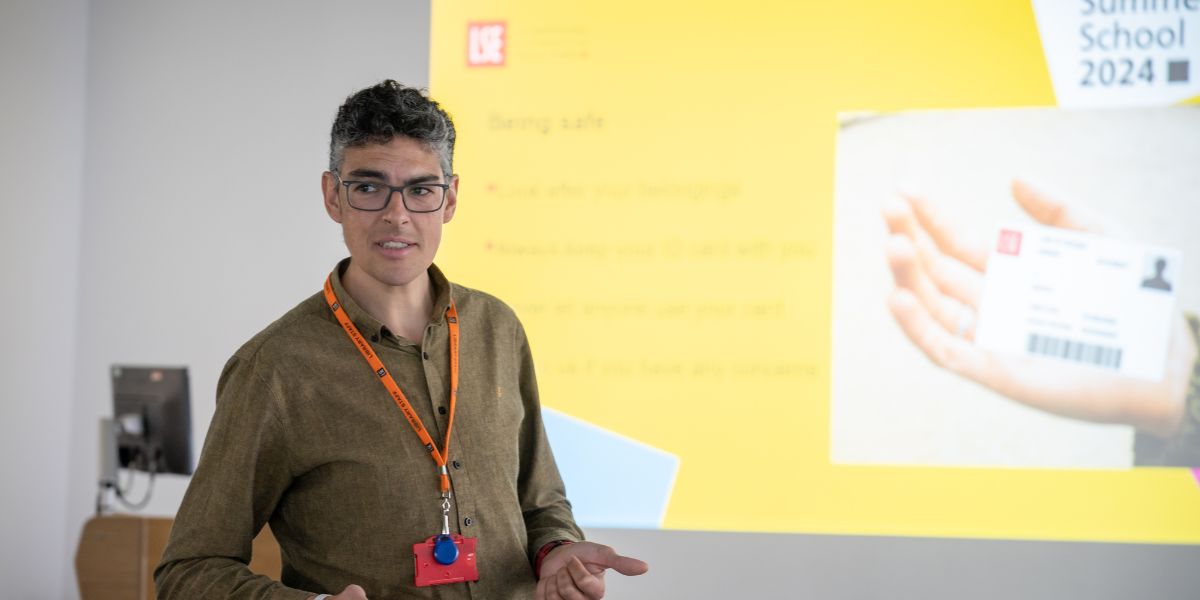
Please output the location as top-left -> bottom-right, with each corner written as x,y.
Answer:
586,528 -> 1200,599
2,1 -> 1198,598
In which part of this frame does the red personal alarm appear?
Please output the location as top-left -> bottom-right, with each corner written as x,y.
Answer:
413,534 -> 479,587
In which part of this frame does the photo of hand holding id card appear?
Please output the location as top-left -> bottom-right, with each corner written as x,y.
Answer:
831,107 -> 1200,469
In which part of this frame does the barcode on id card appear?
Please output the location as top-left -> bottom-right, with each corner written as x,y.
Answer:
1027,334 -> 1123,370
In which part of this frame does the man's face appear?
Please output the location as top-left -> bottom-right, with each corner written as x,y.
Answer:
322,136 -> 457,291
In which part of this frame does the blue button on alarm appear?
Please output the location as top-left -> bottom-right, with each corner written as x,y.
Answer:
433,534 -> 459,565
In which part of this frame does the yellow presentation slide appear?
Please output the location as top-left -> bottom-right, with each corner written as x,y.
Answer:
430,0 -> 1200,543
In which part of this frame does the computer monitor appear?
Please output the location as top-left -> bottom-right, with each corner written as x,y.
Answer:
110,365 -> 193,475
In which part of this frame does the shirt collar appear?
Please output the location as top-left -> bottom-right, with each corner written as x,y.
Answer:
427,263 -> 454,326
328,258 -> 455,339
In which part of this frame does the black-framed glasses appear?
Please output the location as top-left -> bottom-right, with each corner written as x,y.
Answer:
333,172 -> 450,213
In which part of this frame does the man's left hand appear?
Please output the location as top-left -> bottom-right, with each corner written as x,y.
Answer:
535,541 -> 649,600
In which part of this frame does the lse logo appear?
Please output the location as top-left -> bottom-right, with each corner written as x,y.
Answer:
997,229 -> 1022,256
468,22 -> 506,67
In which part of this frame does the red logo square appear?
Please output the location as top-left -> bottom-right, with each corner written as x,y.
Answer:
997,229 -> 1022,256
467,22 -> 506,67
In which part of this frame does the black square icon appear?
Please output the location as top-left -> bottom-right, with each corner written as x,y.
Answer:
1168,60 -> 1189,83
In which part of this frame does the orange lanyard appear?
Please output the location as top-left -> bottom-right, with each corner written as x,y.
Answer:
323,274 -> 460,495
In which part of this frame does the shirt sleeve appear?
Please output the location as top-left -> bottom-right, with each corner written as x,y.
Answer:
513,323 -> 586,563
154,355 -> 315,600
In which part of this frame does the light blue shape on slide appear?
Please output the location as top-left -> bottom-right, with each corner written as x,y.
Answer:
542,408 -> 679,529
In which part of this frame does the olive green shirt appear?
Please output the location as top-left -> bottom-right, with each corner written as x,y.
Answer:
155,261 -> 583,599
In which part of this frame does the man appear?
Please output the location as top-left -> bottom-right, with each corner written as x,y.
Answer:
156,81 -> 648,599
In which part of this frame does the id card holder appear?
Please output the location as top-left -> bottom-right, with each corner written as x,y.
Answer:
414,534 -> 479,587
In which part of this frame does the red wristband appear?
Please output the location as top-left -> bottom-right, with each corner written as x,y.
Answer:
535,540 -> 574,578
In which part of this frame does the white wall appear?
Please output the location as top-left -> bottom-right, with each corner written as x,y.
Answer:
0,1 -> 88,597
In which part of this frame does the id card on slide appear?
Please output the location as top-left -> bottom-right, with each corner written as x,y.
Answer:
974,222 -> 1180,382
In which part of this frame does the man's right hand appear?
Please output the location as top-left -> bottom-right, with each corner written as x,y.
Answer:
325,584 -> 368,600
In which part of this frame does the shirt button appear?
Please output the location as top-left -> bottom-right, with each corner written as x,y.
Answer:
422,351 -> 430,360
438,406 -> 447,415
452,460 -> 462,470
463,517 -> 474,526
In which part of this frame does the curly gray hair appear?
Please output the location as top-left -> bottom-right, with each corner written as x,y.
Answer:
328,80 -> 457,177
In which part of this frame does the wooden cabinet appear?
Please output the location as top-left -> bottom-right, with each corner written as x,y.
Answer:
75,516 -> 281,600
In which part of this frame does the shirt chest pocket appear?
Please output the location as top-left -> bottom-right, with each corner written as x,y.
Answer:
455,375 -> 527,481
